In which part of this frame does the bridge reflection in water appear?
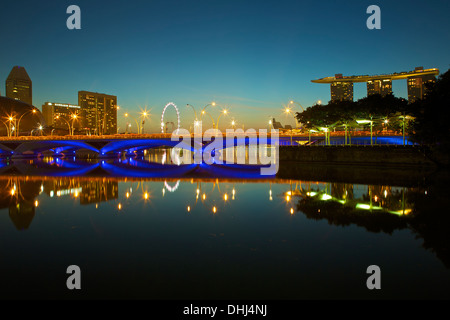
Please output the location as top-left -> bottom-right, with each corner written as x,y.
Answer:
1,147 -> 450,300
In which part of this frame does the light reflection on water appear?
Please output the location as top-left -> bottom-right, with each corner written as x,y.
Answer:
0,149 -> 450,299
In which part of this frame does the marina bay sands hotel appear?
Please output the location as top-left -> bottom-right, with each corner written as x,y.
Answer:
312,66 -> 439,103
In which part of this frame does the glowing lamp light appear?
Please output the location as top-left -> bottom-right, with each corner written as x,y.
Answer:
35,200 -> 39,207
213,206 -> 217,213
224,194 -> 228,201
187,206 -> 191,212
144,192 -> 149,200
320,194 -> 332,201
290,208 -> 294,215
126,192 -> 130,198
118,203 -> 122,210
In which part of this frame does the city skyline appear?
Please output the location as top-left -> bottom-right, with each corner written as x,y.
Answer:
1,0 -> 449,131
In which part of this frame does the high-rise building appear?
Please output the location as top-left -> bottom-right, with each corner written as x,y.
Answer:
330,75 -> 353,101
42,102 -> 82,131
312,67 -> 439,103
6,66 -> 32,105
407,67 -> 437,103
78,91 -> 117,135
367,79 -> 392,96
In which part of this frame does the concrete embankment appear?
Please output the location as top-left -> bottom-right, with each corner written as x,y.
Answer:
278,145 -> 447,167
277,145 -> 450,186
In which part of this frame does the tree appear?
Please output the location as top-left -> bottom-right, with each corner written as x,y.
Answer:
408,68 -> 450,147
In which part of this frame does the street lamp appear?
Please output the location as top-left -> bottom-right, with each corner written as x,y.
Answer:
216,109 -> 228,132
308,129 -> 318,144
140,110 -> 150,134
200,102 -> 216,116
356,118 -> 374,145
231,119 -> 236,130
398,114 -> 413,146
55,115 -> 73,136
71,114 -> 79,135
319,127 -> 330,145
124,112 -> 140,134
17,108 -> 38,136
284,107 -> 298,145
0,119 -> 10,137
7,115 -> 17,138
186,104 -> 200,133
201,110 -> 216,130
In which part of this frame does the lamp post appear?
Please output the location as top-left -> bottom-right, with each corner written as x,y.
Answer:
200,102 -> 216,116
309,129 -> 318,144
71,114 -> 79,135
0,119 -> 10,137
201,110 -> 216,130
216,109 -> 228,132
356,119 -> 374,146
140,111 -> 149,134
284,107 -> 298,145
124,112 -> 140,134
55,115 -> 72,136
397,114 -> 413,146
8,116 -> 17,138
186,104 -> 200,133
17,108 -> 38,136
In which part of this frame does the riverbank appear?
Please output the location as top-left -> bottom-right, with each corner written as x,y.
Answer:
277,145 -> 450,186
279,145 -> 449,167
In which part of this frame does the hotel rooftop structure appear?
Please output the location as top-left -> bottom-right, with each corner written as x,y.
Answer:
312,67 -> 439,103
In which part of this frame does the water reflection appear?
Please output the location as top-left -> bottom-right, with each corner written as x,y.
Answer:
0,148 -> 449,299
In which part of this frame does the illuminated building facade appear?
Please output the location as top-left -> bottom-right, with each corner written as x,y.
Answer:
330,75 -> 354,101
42,102 -> 82,130
78,91 -> 117,135
5,66 -> 32,105
367,79 -> 392,97
407,67 -> 437,103
312,67 -> 439,102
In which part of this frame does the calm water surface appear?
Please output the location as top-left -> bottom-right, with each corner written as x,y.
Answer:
1,149 -> 449,300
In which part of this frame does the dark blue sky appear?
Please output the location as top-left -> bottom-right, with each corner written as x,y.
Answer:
1,0 -> 449,131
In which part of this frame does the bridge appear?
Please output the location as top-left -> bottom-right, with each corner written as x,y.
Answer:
0,133 -> 287,158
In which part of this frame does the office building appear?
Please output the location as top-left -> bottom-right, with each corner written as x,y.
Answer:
78,91 -> 117,135
367,79 -> 392,97
330,75 -> 354,101
42,102 -> 82,131
407,67 -> 437,103
5,66 -> 32,105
